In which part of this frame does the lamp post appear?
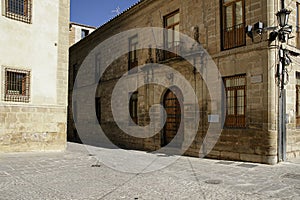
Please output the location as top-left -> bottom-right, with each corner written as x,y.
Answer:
245,0 -> 292,162
276,0 -> 293,162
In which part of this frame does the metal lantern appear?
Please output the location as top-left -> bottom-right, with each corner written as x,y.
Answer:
276,9 -> 291,27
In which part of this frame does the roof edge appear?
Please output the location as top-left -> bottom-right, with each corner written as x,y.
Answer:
70,0 -> 153,50
70,22 -> 97,29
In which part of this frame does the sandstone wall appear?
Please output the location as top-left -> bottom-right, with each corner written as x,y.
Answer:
68,0 -> 300,164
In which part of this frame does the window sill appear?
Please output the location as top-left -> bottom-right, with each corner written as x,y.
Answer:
5,12 -> 31,24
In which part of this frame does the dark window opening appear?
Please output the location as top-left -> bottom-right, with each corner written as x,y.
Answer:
164,10 -> 180,60
128,35 -> 138,73
221,0 -> 245,50
5,0 -> 32,23
223,74 -> 246,128
4,68 -> 30,103
81,29 -> 89,39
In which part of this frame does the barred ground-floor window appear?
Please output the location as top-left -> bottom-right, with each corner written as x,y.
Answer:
223,74 -> 246,128
4,68 -> 30,103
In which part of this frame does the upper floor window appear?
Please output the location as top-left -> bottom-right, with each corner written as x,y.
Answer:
4,68 -> 30,103
223,74 -> 246,128
164,10 -> 180,59
5,0 -> 32,23
221,0 -> 245,50
128,35 -> 138,73
81,29 -> 89,39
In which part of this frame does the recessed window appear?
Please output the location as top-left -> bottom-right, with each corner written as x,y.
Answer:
128,35 -> 138,73
221,0 -> 245,50
164,10 -> 180,59
224,75 -> 246,128
81,29 -> 89,39
4,68 -> 30,103
5,0 -> 32,23
129,92 -> 138,125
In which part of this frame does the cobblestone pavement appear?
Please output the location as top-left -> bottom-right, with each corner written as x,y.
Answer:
0,142 -> 300,200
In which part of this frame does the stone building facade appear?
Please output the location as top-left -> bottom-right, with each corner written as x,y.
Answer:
0,0 -> 70,152
69,0 -> 300,164
69,22 -> 96,46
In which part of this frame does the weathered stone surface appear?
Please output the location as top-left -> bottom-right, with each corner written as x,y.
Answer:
68,0 -> 300,164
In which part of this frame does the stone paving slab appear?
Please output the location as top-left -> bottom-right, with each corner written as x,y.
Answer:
0,142 -> 299,200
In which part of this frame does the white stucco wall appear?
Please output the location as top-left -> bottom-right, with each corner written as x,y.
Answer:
0,0 -> 59,105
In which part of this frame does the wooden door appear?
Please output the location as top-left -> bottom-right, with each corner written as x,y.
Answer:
162,88 -> 183,147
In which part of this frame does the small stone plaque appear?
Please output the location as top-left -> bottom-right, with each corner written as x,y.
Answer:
251,75 -> 263,84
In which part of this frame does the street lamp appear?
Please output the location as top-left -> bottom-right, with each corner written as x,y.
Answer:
245,3 -> 294,162
276,9 -> 291,28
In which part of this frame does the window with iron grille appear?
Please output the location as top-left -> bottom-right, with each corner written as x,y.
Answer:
128,35 -> 138,73
129,92 -> 138,125
296,72 -> 300,128
221,0 -> 245,50
4,68 -> 30,103
224,75 -> 246,128
5,0 -> 32,23
164,10 -> 180,59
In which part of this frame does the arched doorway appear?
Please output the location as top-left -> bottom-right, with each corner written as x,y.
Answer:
162,87 -> 184,147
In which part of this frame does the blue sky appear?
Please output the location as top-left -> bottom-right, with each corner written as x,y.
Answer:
71,0 -> 140,27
